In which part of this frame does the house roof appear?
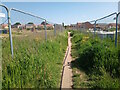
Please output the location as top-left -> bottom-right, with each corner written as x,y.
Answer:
77,22 -> 82,26
2,24 -> 8,27
38,24 -> 44,26
108,23 -> 116,27
25,24 -> 35,26
46,24 -> 53,27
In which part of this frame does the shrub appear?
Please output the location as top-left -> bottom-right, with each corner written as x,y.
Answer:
71,31 -> 120,88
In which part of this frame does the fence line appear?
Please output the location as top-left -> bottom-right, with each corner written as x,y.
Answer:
0,4 -> 119,57
0,4 -> 13,57
0,4 -> 65,57
82,12 -> 118,47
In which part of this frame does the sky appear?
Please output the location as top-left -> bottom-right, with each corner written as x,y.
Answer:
1,0 -> 120,2
1,2 -> 118,25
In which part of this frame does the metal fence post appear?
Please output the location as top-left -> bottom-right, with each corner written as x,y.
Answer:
8,9 -> 13,57
44,20 -> 47,41
94,20 -> 97,37
0,4 -> 13,57
54,24 -> 56,36
115,14 -> 118,47
60,25 -> 62,32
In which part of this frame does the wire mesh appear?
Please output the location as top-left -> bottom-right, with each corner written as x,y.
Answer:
0,7 -> 8,35
75,21 -> 94,36
95,13 -> 116,47
10,9 -> 46,40
0,6 -> 9,90
55,24 -> 64,35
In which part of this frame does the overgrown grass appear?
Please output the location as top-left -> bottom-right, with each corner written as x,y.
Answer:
2,31 -> 68,88
71,30 -> 120,88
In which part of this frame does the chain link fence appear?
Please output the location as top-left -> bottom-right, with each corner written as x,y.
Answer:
0,4 -> 65,89
71,12 -> 118,48
0,5 -> 66,58
94,13 -> 117,47
0,3 -> 120,89
0,5 -> 9,90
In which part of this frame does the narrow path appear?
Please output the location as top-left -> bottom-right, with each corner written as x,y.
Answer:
61,32 -> 73,88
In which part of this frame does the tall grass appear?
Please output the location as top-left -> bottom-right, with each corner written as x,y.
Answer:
2,31 -> 68,88
71,30 -> 120,88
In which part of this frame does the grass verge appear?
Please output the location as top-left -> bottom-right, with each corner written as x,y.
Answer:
2,31 -> 68,88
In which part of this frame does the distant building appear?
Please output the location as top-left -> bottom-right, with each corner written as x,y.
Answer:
37,24 -> 44,30
70,24 -> 77,30
46,24 -> 54,30
97,23 -> 107,31
2,24 -> 8,29
0,24 -> 8,34
25,24 -> 35,30
64,25 -> 71,30
55,24 -> 62,30
36,24 -> 53,30
107,23 -> 116,29
77,22 -> 93,30
76,23 -> 82,30
19,25 -> 25,30
11,24 -> 21,28
82,22 -> 93,29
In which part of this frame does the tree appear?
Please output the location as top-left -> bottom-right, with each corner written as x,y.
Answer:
14,22 -> 21,25
41,21 -> 48,25
28,22 -> 34,24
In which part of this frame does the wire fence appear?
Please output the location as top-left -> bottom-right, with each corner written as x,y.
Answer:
0,3 -> 120,89
0,5 -> 8,90
10,8 -> 59,40
68,12 -> 118,48
0,5 -> 65,58
10,8 -> 46,41
0,4 -> 119,57
0,4 -> 67,89
94,13 -> 117,47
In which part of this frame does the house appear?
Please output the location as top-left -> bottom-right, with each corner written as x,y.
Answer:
70,24 -> 77,30
83,22 -> 93,29
55,24 -> 62,30
46,24 -> 53,30
19,25 -> 25,30
25,24 -> 35,30
1,24 -> 8,29
0,24 -> 8,34
107,23 -> 116,29
37,24 -> 53,30
37,24 -> 44,30
11,24 -> 21,28
77,22 -> 93,30
95,24 -> 102,31
76,23 -> 82,30
64,25 -> 71,30
97,23 -> 108,31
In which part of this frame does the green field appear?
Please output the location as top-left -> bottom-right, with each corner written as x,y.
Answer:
2,30 -> 68,88
70,30 -> 120,88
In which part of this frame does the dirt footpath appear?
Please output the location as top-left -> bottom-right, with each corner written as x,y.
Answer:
61,32 -> 73,88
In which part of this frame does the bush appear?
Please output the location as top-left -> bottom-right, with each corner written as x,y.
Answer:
71,31 -> 120,88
